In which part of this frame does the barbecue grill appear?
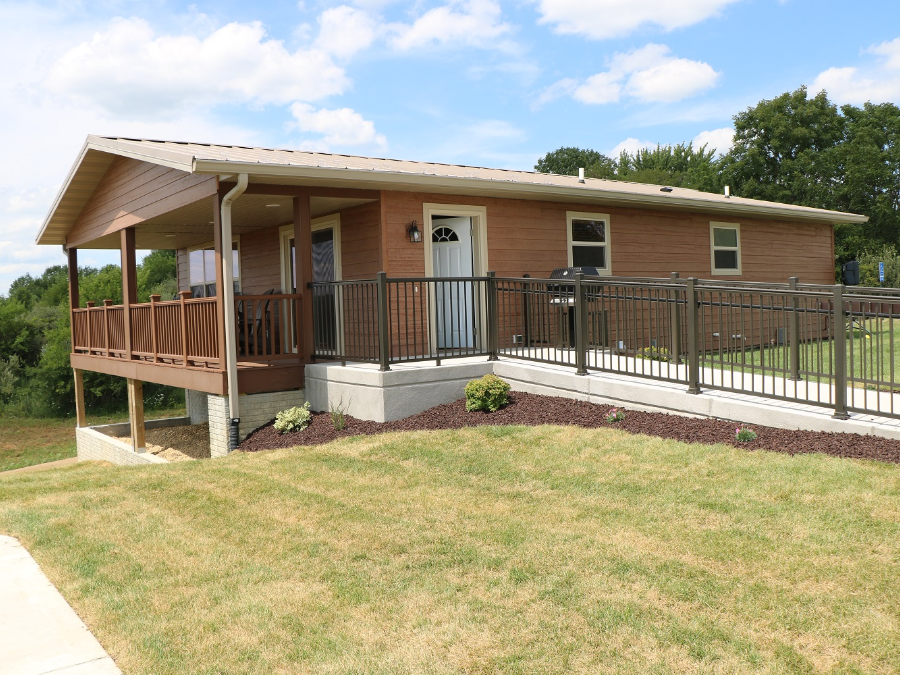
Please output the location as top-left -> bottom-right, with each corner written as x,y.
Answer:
548,266 -> 599,347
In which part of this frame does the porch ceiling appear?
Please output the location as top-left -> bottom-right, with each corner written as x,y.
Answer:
78,193 -> 376,250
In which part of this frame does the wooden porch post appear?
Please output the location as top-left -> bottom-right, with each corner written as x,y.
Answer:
73,369 -> 86,428
127,378 -> 146,452
212,191 -> 227,368
120,228 -> 137,359
294,196 -> 314,361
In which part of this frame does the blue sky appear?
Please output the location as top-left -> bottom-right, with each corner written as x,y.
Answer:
2,0 -> 899,293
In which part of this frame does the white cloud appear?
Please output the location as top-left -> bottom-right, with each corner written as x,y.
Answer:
46,18 -> 349,118
535,0 -> 741,40
608,137 -> 656,156
315,5 -> 378,59
389,0 -> 512,51
811,38 -> 900,105
289,103 -> 387,150
534,77 -> 579,107
569,44 -> 719,105
693,127 -> 733,154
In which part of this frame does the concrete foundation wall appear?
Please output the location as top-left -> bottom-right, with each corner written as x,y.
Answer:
306,361 -> 493,422
306,358 -> 900,441
186,389 -> 209,424
75,427 -> 167,465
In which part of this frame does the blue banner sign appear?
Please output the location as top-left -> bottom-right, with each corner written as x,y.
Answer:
879,261 -> 885,283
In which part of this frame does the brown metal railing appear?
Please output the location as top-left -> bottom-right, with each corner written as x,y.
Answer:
311,272 -> 900,421
311,273 -> 491,368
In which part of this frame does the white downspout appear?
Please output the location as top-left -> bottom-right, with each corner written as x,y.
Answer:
220,174 -> 248,430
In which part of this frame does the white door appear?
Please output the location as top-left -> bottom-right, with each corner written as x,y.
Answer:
431,217 -> 475,349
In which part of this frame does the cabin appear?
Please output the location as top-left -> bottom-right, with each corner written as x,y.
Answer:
36,136 -> 867,460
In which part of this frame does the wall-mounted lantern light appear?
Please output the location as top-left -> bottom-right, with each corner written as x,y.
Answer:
407,220 -> 422,243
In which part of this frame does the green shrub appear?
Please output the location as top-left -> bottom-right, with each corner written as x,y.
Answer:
635,346 -> 670,361
274,402 -> 312,433
735,424 -> 758,443
465,374 -> 510,412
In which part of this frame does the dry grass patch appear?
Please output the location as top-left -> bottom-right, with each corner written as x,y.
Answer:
1,425 -> 899,673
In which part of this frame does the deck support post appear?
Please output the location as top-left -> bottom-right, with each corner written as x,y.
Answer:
67,247 -> 79,350
127,378 -> 146,452
120,229 -> 137,360
73,368 -> 86,428
294,196 -> 315,362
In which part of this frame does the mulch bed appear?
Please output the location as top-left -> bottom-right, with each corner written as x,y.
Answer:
239,392 -> 900,465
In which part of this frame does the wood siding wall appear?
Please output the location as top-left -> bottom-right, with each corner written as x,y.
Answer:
177,199 -> 383,293
339,200 -> 382,279
381,191 -> 836,284
67,157 -> 217,248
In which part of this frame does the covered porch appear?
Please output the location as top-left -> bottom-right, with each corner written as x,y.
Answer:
58,150 -> 380,453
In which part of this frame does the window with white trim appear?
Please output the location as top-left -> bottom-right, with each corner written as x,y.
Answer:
567,211 -> 611,274
188,239 -> 241,297
710,222 -> 741,275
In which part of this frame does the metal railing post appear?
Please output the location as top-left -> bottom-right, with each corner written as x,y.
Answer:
575,271 -> 587,375
833,284 -> 849,419
669,272 -> 681,364
686,277 -> 700,394
788,277 -> 801,381
377,271 -> 391,371
487,271 -> 499,361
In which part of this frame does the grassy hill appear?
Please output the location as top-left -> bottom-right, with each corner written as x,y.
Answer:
2,426 -> 898,673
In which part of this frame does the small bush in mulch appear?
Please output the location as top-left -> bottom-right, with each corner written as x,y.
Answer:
464,374 -> 511,412
238,392 -> 900,465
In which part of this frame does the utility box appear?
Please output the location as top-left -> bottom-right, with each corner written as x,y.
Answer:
842,260 -> 860,286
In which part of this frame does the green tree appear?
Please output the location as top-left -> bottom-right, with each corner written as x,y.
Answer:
616,143 -> 723,192
137,249 -> 178,302
535,146 -> 616,178
722,86 -> 845,208
833,102 -> 900,264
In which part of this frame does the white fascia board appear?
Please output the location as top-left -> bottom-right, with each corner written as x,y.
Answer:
193,159 -> 869,226
35,140 -> 93,245
86,136 -> 195,172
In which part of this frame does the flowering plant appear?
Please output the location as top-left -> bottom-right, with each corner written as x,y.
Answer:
735,424 -> 758,442
606,408 -> 625,424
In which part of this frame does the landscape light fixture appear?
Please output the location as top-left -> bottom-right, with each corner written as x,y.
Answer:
407,220 -> 422,243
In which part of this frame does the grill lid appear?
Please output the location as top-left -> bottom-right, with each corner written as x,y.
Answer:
549,266 -> 599,280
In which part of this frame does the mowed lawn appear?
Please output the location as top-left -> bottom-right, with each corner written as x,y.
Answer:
0,407 -> 186,472
1,426 -> 899,674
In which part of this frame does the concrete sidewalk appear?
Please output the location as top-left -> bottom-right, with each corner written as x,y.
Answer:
0,536 -> 120,675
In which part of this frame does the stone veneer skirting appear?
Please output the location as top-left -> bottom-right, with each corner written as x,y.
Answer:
206,389 -> 306,458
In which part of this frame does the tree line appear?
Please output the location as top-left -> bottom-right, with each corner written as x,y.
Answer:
0,250 -> 182,417
536,87 -> 900,276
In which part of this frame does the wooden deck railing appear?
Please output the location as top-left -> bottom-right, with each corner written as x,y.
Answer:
71,292 -> 304,370
235,293 -> 303,362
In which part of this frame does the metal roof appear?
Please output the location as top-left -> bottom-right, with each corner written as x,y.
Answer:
36,134 -> 869,246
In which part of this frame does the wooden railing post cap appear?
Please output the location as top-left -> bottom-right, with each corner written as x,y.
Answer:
150,294 -> 161,302
86,301 -> 96,307
179,290 -> 193,299
103,299 -> 113,306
